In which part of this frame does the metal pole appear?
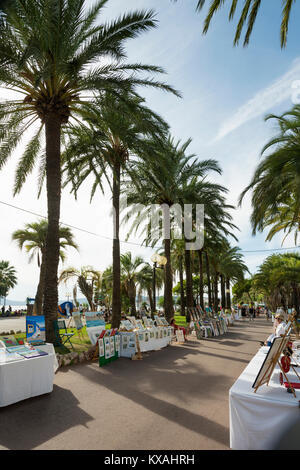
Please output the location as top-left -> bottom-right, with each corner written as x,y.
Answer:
153,262 -> 157,313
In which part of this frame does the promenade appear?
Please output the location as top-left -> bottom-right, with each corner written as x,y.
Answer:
0,317 -> 272,450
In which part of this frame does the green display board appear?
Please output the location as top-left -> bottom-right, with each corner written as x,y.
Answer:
98,332 -> 120,367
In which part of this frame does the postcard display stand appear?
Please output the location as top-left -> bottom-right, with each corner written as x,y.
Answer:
118,316 -> 173,358
98,329 -> 120,367
189,307 -> 229,339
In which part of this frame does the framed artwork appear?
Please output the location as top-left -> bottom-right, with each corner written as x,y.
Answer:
135,320 -> 144,330
85,312 -> 105,328
126,316 -> 138,327
72,312 -> 83,330
26,316 -> 46,345
120,320 -> 134,331
0,335 -> 19,347
176,330 -> 185,343
143,316 -> 154,327
252,336 -> 290,391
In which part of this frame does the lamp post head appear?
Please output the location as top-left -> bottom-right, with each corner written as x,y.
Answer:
158,255 -> 167,266
151,253 -> 167,266
151,253 -> 161,264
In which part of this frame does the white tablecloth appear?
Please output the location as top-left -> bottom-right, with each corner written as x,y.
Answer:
37,343 -> 59,372
230,347 -> 300,450
0,352 -> 55,407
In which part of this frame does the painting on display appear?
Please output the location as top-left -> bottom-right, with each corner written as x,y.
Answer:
252,336 -> 290,391
85,312 -> 105,328
26,316 -> 46,345
72,312 -> 83,331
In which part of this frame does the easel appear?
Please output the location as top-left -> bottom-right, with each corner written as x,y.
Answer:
92,342 -> 99,361
132,333 -> 142,360
253,316 -> 297,398
175,329 -> 185,344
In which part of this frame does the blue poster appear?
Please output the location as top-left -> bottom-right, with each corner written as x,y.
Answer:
85,312 -> 105,328
26,315 -> 46,345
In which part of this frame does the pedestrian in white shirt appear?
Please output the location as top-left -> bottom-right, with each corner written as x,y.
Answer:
264,313 -> 287,346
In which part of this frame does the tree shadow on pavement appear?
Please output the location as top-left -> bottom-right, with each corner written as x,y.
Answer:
0,385 -> 93,450
70,344 -> 232,448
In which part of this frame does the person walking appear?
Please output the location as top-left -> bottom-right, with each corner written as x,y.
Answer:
241,305 -> 247,321
249,305 -> 254,322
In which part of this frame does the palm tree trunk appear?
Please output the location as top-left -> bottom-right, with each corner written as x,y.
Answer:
198,249 -> 204,309
179,256 -> 185,316
220,274 -> 226,309
205,251 -> 212,307
185,246 -> 193,322
147,286 -> 154,314
164,237 -> 174,322
214,272 -> 219,312
225,277 -> 231,309
43,114 -> 62,343
129,281 -> 137,316
111,162 -> 121,328
226,277 -> 231,309
34,252 -> 46,315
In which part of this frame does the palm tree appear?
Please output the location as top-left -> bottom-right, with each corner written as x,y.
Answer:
123,136 -> 226,322
63,91 -> 169,328
255,253 -> 300,313
189,0 -> 295,48
0,260 -> 17,306
137,262 -> 164,315
120,252 -> 145,316
171,240 -> 186,315
59,266 -> 101,311
218,243 -> 249,309
0,0 -> 178,341
12,220 -> 78,315
240,105 -> 300,246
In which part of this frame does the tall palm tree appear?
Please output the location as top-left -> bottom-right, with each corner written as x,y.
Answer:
219,243 -> 249,309
171,240 -> 186,315
12,220 -> 78,315
0,0 -> 177,341
63,92 -> 170,328
59,266 -> 101,311
240,105 -> 300,246
180,176 -> 237,317
123,136 -> 225,321
0,260 -> 17,306
137,262 -> 164,315
190,0 -> 295,48
120,252 -> 144,316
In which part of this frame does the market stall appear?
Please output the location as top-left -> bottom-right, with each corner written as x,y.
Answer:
189,306 -> 230,339
118,316 -> 173,358
229,346 -> 300,450
0,350 -> 55,407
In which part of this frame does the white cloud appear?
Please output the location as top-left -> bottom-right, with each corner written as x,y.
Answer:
215,57 -> 300,141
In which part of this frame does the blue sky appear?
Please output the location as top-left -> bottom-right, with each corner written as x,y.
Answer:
1,0 -> 300,302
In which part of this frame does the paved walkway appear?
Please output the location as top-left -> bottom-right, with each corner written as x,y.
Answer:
0,317 -> 272,450
0,317 -> 26,333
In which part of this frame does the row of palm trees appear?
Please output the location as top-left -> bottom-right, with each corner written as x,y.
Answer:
0,0 -> 180,341
254,253 -> 300,313
12,214 -> 248,322
0,0 -> 252,340
232,253 -> 300,314
3,0 -> 297,340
